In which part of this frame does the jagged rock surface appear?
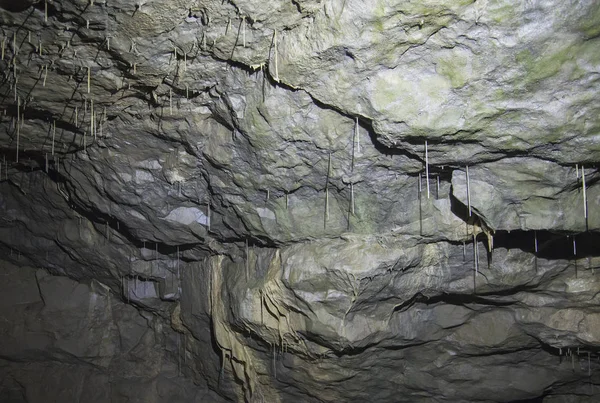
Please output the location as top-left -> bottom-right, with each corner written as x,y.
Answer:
1,0 -> 599,402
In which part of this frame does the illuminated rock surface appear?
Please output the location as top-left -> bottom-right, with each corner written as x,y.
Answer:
1,0 -> 599,402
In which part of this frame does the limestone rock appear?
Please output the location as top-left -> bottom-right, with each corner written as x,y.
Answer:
0,0 -> 599,402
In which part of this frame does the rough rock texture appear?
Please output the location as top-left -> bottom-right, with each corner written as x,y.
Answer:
0,0 -> 599,402
0,260 -> 224,403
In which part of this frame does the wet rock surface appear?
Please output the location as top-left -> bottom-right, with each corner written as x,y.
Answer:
1,0 -> 599,402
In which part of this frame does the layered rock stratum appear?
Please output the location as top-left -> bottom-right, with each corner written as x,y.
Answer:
1,0 -> 599,402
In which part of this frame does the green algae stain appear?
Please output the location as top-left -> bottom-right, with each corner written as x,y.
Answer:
516,48 -> 568,84
578,2 -> 600,39
517,41 -> 600,89
487,0 -> 517,24
436,52 -> 469,88
372,74 -> 418,117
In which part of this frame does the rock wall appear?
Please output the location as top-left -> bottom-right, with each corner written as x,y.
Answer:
0,0 -> 599,402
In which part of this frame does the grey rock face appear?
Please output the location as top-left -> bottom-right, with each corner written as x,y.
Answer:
0,261 -> 226,403
0,0 -> 599,402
